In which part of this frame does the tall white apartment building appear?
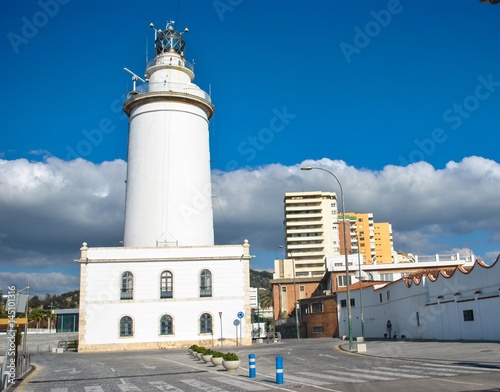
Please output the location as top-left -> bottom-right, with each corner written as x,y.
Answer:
283,191 -> 341,278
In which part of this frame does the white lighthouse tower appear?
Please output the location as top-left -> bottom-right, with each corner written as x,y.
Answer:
123,21 -> 215,247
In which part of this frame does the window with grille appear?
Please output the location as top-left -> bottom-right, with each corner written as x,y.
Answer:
121,271 -> 133,300
311,302 -> 323,313
200,269 -> 212,297
119,316 -> 133,336
160,314 -> 173,335
463,309 -> 474,322
200,313 -> 212,334
160,271 -> 173,298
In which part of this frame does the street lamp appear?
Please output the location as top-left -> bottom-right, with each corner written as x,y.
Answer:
356,232 -> 365,339
219,311 -> 223,347
301,166 -> 354,351
278,245 -> 300,339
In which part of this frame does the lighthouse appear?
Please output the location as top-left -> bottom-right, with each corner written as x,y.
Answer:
123,21 -> 215,248
76,21 -> 252,352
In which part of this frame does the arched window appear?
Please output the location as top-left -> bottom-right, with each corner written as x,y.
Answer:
199,313 -> 212,334
200,269 -> 212,297
121,271 -> 133,299
160,271 -> 173,299
120,316 -> 133,336
159,314 -> 173,335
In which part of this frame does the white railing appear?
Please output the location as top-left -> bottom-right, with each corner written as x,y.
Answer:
146,56 -> 194,72
127,82 -> 211,103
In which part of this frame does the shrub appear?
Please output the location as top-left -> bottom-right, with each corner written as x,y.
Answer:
223,352 -> 239,361
197,346 -> 207,354
204,349 -> 214,355
212,351 -> 224,358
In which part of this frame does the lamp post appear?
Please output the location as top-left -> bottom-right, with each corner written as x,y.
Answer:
301,166 -> 354,351
356,233 -> 365,339
278,245 -> 300,339
257,287 -> 261,337
218,311 -> 223,347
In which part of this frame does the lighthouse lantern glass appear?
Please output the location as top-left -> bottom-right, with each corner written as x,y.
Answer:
155,27 -> 185,56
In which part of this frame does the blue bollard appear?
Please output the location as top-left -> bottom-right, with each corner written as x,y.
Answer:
276,356 -> 284,384
249,354 -> 256,378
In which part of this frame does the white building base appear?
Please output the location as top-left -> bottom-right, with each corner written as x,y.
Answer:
77,241 -> 252,352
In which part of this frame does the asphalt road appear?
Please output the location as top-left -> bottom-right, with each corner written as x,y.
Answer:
7,338 -> 500,392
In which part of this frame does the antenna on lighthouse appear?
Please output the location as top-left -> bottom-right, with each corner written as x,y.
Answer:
149,22 -> 157,40
124,67 -> 146,92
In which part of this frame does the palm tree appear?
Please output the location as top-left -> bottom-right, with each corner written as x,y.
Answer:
29,308 -> 46,331
259,286 -> 273,310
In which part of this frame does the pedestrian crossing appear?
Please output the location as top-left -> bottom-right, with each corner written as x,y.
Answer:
21,362 -> 496,391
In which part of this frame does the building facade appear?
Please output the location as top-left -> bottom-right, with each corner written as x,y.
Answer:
78,242 -> 251,351
284,191 -> 340,278
337,257 -> 500,341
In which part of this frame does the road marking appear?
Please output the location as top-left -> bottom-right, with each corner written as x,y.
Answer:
85,387 -> 105,392
149,380 -> 184,391
400,364 -> 484,374
210,377 -> 268,390
394,365 -> 459,377
272,373 -> 331,386
141,363 -> 157,369
54,368 -> 81,374
181,379 -> 230,391
298,371 -> 364,383
420,362 -> 497,371
15,364 -> 44,392
323,369 -> 397,381
432,378 -> 486,386
117,382 -> 141,391
319,354 -> 338,360
158,356 -> 318,392
374,366 -> 439,378
332,366 -> 426,379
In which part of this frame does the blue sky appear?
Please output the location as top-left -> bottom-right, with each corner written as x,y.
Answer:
1,0 -> 500,295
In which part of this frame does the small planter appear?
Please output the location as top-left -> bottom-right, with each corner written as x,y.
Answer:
222,360 -> 241,371
196,352 -> 204,360
202,354 -> 213,363
211,356 -> 224,367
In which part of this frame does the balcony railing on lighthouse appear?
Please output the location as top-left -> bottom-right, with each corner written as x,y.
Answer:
126,81 -> 212,103
146,56 -> 194,73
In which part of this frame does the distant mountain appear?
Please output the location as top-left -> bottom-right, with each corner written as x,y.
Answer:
29,290 -> 80,310
250,269 -> 273,289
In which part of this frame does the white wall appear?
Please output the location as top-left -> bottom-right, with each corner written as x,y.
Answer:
338,260 -> 500,341
78,243 -> 251,351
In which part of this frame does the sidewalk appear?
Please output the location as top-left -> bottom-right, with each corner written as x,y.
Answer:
341,339 -> 500,368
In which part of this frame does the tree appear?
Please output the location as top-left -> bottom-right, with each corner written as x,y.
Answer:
29,308 -> 47,330
259,286 -> 273,310
15,325 -> 23,360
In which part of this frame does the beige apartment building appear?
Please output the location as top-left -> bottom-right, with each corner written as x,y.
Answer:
373,221 -> 394,263
339,213 -> 394,264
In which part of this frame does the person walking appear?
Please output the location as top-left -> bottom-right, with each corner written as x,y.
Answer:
386,320 -> 392,338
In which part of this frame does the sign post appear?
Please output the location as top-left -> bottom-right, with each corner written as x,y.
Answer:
237,311 -> 244,346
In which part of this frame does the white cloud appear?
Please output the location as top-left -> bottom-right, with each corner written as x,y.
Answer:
0,155 -> 499,295
213,156 -> 500,262
0,157 -> 126,268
